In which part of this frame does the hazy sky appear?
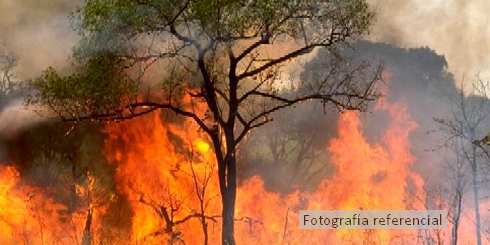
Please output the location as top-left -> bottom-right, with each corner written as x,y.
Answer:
1,0 -> 489,84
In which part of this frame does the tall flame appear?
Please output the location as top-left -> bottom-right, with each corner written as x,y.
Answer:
104,111 -> 221,244
101,95 -> 431,244
234,99 -> 426,244
1,90 -> 471,244
0,165 -> 86,244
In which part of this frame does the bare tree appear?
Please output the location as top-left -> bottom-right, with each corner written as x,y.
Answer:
445,138 -> 468,245
136,136 -> 219,245
186,137 -> 218,245
435,79 -> 490,245
0,45 -> 16,97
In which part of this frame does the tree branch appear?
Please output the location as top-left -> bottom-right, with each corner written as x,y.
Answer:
237,42 -> 335,81
61,101 -> 213,137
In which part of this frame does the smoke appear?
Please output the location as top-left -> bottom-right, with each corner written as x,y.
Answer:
0,98 -> 48,138
240,42 -> 490,244
0,0 -> 79,160
3,0 -> 484,83
0,0 -> 483,185
0,1 -> 488,242
0,0 -> 79,79
343,42 -> 457,185
240,41 -> 460,193
368,0 -> 490,83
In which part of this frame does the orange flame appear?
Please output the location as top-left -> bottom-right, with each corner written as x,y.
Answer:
1,90 -> 470,244
104,111 -> 221,244
0,165 -> 87,244
100,94 -> 435,244
233,99 -> 426,244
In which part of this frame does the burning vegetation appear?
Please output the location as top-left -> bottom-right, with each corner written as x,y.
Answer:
0,88 -> 466,244
2,0 -> 490,245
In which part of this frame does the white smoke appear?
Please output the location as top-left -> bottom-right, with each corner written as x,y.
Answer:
0,0 -> 79,80
0,98 -> 52,139
368,0 -> 490,84
0,1 -> 79,140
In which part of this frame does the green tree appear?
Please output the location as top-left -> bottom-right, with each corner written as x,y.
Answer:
31,1 -> 379,244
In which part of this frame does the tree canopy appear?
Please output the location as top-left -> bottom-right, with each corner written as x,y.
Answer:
32,0 -> 376,127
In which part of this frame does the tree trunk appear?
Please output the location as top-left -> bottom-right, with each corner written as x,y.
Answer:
213,127 -> 237,245
221,189 -> 236,245
220,153 -> 237,245
471,144 -> 482,245
451,190 -> 462,245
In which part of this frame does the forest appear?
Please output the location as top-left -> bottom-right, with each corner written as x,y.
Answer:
1,0 -> 490,244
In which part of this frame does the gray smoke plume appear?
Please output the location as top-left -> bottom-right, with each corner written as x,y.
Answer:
0,0 -> 79,79
368,0 -> 490,83
0,0 -> 79,160
240,41 -> 460,192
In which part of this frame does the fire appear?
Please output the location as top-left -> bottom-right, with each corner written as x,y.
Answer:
233,98 -> 426,244
100,93 -> 430,244
0,164 -> 87,244
307,99 -> 425,243
195,139 -> 211,154
1,89 -> 461,244
104,111 -> 221,244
